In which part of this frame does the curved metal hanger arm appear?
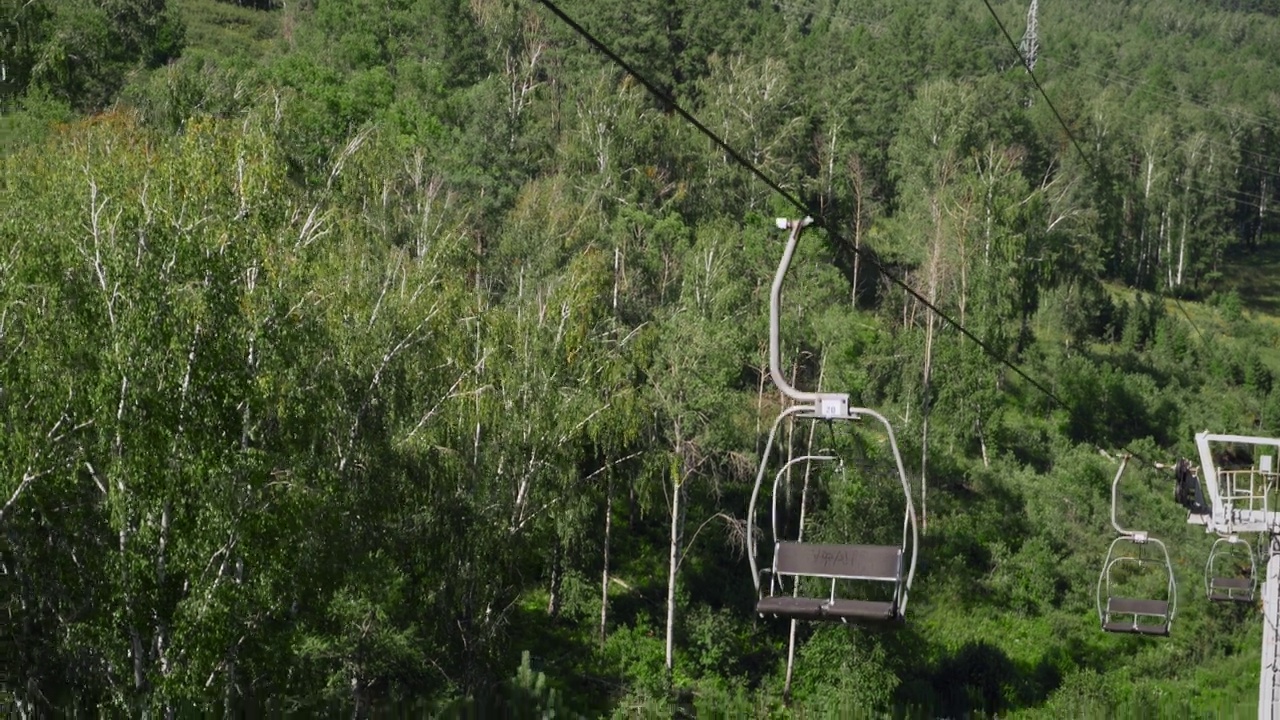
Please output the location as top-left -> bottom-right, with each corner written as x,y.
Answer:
769,217 -> 851,419
1110,455 -> 1139,537
769,217 -> 818,405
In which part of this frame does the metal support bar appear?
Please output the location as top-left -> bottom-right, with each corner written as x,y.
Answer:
1262,535 -> 1280,719
784,618 -> 798,702
748,405 -> 814,593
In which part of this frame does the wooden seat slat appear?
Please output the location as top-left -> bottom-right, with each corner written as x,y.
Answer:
756,596 -> 825,619
824,599 -> 898,622
756,596 -> 899,623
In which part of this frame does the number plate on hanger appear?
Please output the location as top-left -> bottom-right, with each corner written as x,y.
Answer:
816,394 -> 849,419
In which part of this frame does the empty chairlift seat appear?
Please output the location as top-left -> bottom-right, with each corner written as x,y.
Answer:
1208,577 -> 1254,602
1101,597 -> 1172,636
746,216 -> 920,697
1206,535 -> 1256,604
756,541 -> 905,623
1097,534 -> 1176,636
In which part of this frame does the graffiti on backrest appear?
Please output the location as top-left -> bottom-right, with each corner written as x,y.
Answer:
801,545 -> 899,577
810,546 -> 853,569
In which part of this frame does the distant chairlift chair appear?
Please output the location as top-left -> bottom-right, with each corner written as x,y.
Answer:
1206,534 -> 1256,604
1097,456 -> 1177,636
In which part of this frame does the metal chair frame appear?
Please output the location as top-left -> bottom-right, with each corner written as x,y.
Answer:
1206,534 -> 1257,603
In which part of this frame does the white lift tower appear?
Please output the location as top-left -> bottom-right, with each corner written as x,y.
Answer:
1189,432 -> 1280,718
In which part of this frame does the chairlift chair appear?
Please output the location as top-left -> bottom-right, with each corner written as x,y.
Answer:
1096,456 -> 1177,636
746,217 -> 919,628
1205,534 -> 1256,604
750,428 -> 915,625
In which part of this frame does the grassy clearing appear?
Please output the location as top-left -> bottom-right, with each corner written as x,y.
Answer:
175,0 -> 285,59
1223,240 -> 1280,318
1090,239 -> 1280,374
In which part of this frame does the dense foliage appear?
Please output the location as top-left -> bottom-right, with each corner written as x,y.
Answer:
4,0 -> 1280,715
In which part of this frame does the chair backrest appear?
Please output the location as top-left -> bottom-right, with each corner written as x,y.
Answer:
1106,597 -> 1169,617
773,541 -> 902,582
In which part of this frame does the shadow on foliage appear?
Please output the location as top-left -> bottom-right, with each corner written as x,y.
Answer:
895,640 -> 1064,718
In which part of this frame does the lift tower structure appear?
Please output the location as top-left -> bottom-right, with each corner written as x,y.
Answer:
1189,432 -> 1280,718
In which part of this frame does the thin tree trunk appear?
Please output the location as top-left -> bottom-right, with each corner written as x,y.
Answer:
920,414 -> 930,535
547,541 -> 561,617
920,193 -> 944,535
613,245 -> 621,315
1176,209 -> 1187,288
1162,205 -> 1172,289
664,473 -> 683,678
755,351 -> 767,442
1138,152 -> 1155,285
849,155 -> 868,309
351,677 -> 366,720
1257,176 -> 1268,248
600,475 -> 613,646
984,178 -> 994,268
664,416 -> 688,680
978,416 -> 990,468
224,562 -> 243,716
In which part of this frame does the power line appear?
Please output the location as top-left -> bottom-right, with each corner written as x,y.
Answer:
1171,294 -> 1208,346
981,2 -> 1280,228
791,0 -> 1280,219
1170,177 -> 1279,219
785,0 -> 1280,218
535,0 -> 1217,478
980,1 -> 1216,469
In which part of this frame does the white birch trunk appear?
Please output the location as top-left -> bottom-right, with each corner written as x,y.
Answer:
600,476 -> 612,646
1176,210 -> 1187,288
664,473 -> 683,676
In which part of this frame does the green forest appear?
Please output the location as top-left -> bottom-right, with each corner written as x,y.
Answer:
4,0 -> 1280,715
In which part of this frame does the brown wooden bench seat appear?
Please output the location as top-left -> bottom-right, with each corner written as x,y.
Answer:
757,541 -> 905,623
1102,597 -> 1170,636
